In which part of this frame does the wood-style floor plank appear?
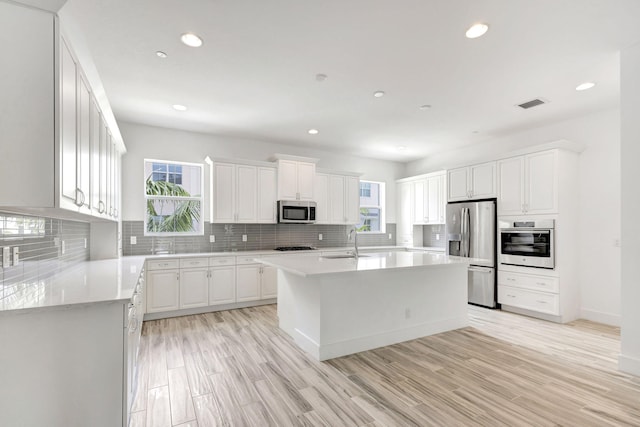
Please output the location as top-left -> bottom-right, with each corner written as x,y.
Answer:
131,304 -> 640,427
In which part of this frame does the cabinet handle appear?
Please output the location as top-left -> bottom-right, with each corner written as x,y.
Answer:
536,300 -> 547,304
507,294 -> 516,298
75,188 -> 85,207
507,277 -> 516,281
535,282 -> 547,286
98,200 -> 106,214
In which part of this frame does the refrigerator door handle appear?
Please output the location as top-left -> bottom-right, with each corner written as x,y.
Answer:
461,207 -> 470,257
469,266 -> 492,273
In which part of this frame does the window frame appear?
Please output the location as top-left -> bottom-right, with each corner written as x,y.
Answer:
357,180 -> 386,234
143,159 -> 204,237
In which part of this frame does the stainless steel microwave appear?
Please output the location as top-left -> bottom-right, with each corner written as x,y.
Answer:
277,200 -> 316,224
499,219 -> 555,269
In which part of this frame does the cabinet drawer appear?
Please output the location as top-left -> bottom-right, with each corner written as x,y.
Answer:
146,259 -> 179,271
498,285 -> 559,315
209,256 -> 236,266
499,271 -> 559,293
179,257 -> 209,269
236,255 -> 260,265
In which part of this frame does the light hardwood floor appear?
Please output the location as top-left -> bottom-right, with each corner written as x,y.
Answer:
130,305 -> 640,426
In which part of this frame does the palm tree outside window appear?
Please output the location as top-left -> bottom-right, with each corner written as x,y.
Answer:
144,159 -> 203,235
357,180 -> 385,233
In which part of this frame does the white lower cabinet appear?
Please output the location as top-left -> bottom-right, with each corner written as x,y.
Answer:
179,268 -> 209,309
236,264 -> 261,302
146,268 -> 180,313
261,265 -> 278,299
498,270 -> 560,316
209,265 -> 236,305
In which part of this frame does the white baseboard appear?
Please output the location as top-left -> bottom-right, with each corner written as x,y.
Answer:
143,298 -> 276,321
294,316 -> 468,361
579,308 -> 621,327
619,353 -> 640,377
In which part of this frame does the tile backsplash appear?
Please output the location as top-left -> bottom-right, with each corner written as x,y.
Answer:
0,212 -> 90,304
423,224 -> 446,249
122,221 -> 397,255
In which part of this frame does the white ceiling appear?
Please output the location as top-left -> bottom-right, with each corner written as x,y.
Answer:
61,0 -> 640,162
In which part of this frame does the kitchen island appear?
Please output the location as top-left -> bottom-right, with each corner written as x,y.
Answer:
257,251 -> 473,361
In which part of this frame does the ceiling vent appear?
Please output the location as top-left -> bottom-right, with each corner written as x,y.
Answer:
517,98 -> 548,109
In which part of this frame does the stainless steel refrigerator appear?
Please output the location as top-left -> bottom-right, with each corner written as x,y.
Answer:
446,199 -> 497,308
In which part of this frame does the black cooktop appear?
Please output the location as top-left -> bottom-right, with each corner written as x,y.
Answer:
274,246 -> 317,251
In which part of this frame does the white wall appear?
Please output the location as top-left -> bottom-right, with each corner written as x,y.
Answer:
405,109 -> 622,326
119,121 -> 405,222
620,43 -> 640,376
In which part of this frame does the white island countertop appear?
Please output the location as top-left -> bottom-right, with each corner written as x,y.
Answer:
257,251 -> 480,277
0,256 -> 146,314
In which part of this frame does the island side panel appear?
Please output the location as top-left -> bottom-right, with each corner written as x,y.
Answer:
316,263 -> 468,361
277,270 -> 323,360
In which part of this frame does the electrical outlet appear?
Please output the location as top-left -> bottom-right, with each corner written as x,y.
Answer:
209,235 -> 216,243
614,238 -> 621,247
2,247 -> 10,267
84,238 -> 88,249
435,233 -> 440,241
130,236 -> 137,245
405,308 -> 411,319
242,234 -> 247,242
12,247 -> 19,266
388,233 -> 393,240
318,233 -> 323,241
61,241 -> 66,255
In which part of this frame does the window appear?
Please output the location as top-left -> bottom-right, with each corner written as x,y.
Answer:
357,180 -> 385,233
144,159 -> 203,235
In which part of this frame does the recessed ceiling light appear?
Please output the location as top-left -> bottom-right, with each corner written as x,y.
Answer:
419,104 -> 432,110
466,23 -> 489,39
396,145 -> 407,151
172,104 -> 187,111
156,51 -> 168,58
576,82 -> 596,91
308,129 -> 319,135
180,33 -> 203,47
315,74 -> 327,82
373,91 -> 385,98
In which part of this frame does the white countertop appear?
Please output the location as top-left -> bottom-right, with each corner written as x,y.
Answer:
0,257 -> 146,314
256,251 -> 477,277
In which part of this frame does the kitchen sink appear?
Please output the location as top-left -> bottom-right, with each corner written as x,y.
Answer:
321,254 -> 370,259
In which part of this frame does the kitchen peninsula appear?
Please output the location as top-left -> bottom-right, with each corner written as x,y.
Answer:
258,251 -> 473,361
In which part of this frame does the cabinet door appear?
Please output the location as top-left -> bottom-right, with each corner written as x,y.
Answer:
412,180 -> 426,224
297,162 -> 316,200
498,157 -> 525,215
345,176 -> 360,224
426,175 -> 443,224
77,76 -> 91,211
526,151 -> 557,214
60,38 -> 78,205
328,175 -> 346,223
314,173 -> 329,224
260,265 -> 278,299
98,117 -> 108,216
236,165 -> 257,222
179,268 -> 209,309
213,163 -> 235,222
447,167 -> 469,201
470,162 -> 496,199
209,266 -> 236,305
89,99 -> 101,215
146,269 -> 180,313
277,160 -> 298,200
257,167 -> 277,223
236,265 -> 261,302
397,181 -> 413,245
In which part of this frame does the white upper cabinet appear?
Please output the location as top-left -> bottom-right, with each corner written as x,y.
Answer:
257,167 -> 277,223
315,172 -> 359,224
314,173 -> 329,224
0,3 -> 123,219
277,159 -> 316,201
447,161 -> 496,201
409,172 -> 446,225
498,150 -> 557,215
212,161 -> 277,223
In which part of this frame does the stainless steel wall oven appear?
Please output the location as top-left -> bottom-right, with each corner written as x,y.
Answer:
499,219 -> 555,269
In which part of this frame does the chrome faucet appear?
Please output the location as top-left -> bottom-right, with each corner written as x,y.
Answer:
348,226 -> 359,258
